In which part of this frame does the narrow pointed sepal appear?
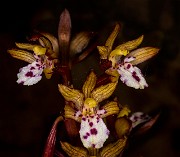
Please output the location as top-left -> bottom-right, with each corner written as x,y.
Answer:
60,141 -> 88,157
126,47 -> 160,65
91,82 -> 117,103
105,23 -> 121,54
100,137 -> 127,157
38,35 -> 59,59
39,32 -> 59,55
97,46 -> 109,59
82,70 -> 97,99
15,42 -> 39,51
7,49 -> 36,63
101,101 -> 120,118
58,84 -> 84,110
115,35 -> 144,51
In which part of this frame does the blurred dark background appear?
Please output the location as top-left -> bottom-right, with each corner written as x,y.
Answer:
0,0 -> 180,157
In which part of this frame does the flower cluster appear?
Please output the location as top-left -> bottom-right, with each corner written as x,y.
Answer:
58,70 -> 119,149
7,9 -> 160,157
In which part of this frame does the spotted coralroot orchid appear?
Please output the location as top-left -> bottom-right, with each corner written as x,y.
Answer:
8,34 -> 59,85
97,23 -> 159,89
58,70 -> 119,149
58,71 -> 131,155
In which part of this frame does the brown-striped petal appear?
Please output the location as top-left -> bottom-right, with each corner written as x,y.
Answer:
60,141 -> 88,157
82,70 -> 97,99
115,35 -> 144,51
58,84 -> 84,110
126,47 -> 159,65
8,49 -> 36,63
91,82 -> 117,103
100,137 -> 127,157
101,101 -> 120,118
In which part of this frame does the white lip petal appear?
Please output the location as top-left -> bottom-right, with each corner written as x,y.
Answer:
117,62 -> 148,89
16,60 -> 44,86
79,115 -> 110,149
129,112 -> 151,128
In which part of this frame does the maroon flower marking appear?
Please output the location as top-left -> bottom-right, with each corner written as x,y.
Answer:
132,71 -> 140,82
30,67 -> 35,70
86,132 -> 90,136
89,122 -> 93,127
127,64 -> 131,69
90,128 -> 98,135
25,71 -> 33,77
82,117 -> 86,121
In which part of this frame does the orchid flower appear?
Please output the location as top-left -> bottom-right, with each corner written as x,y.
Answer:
8,34 -> 59,85
97,24 -> 159,89
58,70 -> 120,149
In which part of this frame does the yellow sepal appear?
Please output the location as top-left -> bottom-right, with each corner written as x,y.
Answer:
105,23 -> 120,54
91,82 -> 117,103
82,70 -> 97,99
115,35 -> 144,51
7,49 -> 36,63
58,84 -> 84,110
60,141 -> 88,157
100,137 -> 127,157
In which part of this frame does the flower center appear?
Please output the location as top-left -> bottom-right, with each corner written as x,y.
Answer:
82,98 -> 97,116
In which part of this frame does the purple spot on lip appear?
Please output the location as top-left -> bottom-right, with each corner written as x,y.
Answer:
83,135 -> 88,139
127,64 -> 131,69
90,128 -> 98,135
25,71 -> 33,77
30,67 -> 35,70
89,122 -> 93,127
82,117 -> 86,121
132,71 -> 140,82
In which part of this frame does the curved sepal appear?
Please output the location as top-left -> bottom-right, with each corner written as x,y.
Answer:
7,49 -> 36,63
91,82 -> 117,103
126,47 -> 160,65
40,32 -> 59,55
58,84 -> 84,110
60,141 -> 88,157
105,23 -> 120,54
101,101 -> 120,118
82,70 -> 97,99
100,137 -> 127,157
115,35 -> 144,51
